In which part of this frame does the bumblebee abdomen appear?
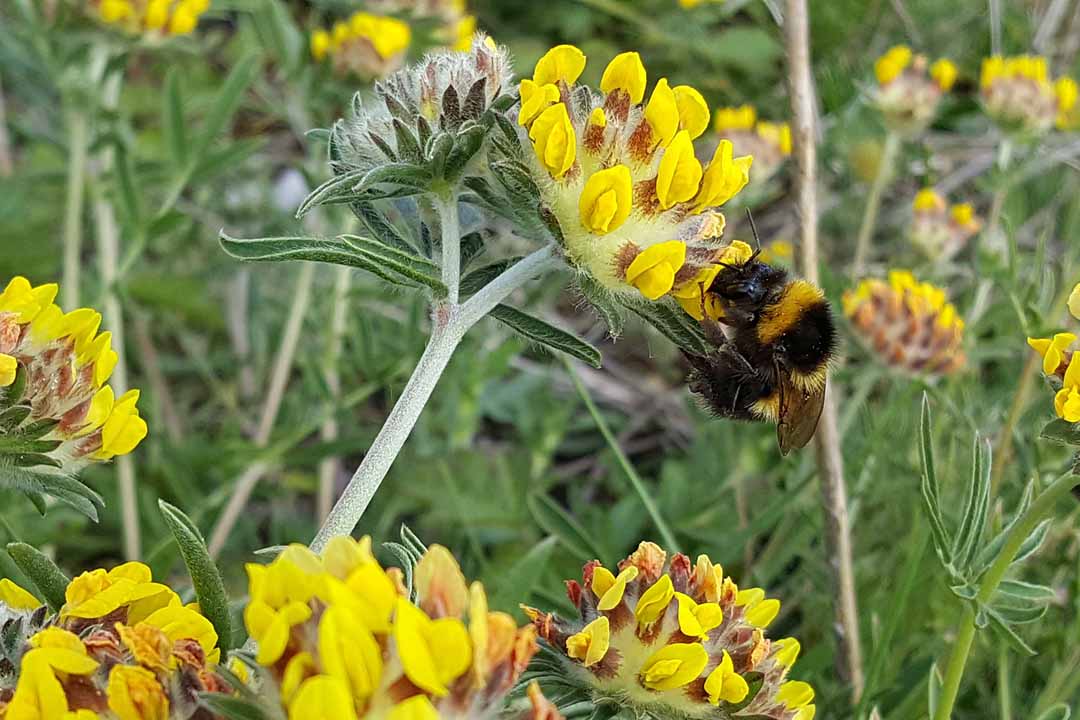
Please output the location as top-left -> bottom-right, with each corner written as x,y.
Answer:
756,280 -> 837,376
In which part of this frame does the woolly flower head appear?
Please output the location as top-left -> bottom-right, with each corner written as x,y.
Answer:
332,33 -> 513,177
524,542 -> 814,720
311,12 -> 412,80
242,537 -> 540,720
0,565 -> 225,720
92,0 -> 210,36
0,277 -> 147,484
844,271 -> 965,376
1028,283 -> 1080,423
981,55 -> 1078,133
515,45 -> 753,305
871,45 -> 955,136
909,188 -> 981,262
710,105 -> 791,195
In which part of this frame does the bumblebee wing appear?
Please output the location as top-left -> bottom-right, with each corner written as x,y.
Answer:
776,369 -> 826,456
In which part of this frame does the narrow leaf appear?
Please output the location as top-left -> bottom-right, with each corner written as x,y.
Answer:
919,393 -> 939,503
6,542 -> 68,612
197,693 -> 270,720
526,492 -> 606,562
339,234 -> 437,271
985,607 -> 1037,655
489,305 -> 602,368
973,481 -> 1034,575
192,55 -> 259,161
1035,705 -> 1072,720
928,663 -> 943,719
159,501 -> 234,650
1039,418 -> 1080,446
491,536 -> 558,612
296,170 -> 367,218
163,68 -> 187,166
996,579 -> 1057,603
956,438 -> 992,574
460,257 -> 522,296
579,275 -> 624,339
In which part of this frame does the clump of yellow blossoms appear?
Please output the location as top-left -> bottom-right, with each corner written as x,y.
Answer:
909,188 -> 981,262
1028,283 -> 1080,422
0,563 -> 225,719
844,271 -> 965,376
524,542 -> 814,720
981,55 -> 1078,133
712,106 -> 791,194
0,277 -> 147,474
872,45 -> 956,136
92,0 -> 210,36
368,0 -> 477,52
517,45 -> 753,306
311,12 -> 412,80
244,537 -> 540,720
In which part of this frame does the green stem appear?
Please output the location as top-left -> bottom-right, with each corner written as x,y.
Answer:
62,107 -> 89,309
565,360 -> 681,554
997,640 -> 1012,720
851,131 -> 901,279
933,471 -> 1077,720
438,195 -> 461,304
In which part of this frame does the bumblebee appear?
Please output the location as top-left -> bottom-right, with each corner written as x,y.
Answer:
683,247 -> 837,455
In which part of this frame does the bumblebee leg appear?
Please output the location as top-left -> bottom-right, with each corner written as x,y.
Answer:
686,350 -> 766,421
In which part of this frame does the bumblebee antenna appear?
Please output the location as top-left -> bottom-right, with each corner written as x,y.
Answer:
745,209 -> 762,261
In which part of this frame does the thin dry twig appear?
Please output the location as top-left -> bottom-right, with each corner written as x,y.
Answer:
785,0 -> 865,701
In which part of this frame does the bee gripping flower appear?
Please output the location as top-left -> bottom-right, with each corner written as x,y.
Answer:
507,45 -> 753,321
524,542 -> 814,720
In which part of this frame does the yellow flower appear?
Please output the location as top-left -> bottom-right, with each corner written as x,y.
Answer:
319,604 -> 384,701
645,78 -> 680,147
735,587 -> 781,627
704,650 -> 749,704
414,544 -> 469,618
0,353 -> 16,387
280,652 -> 316,703
694,138 -> 752,212
777,680 -> 816,715
7,629 -> 98,720
875,45 -> 912,85
108,665 -> 169,720
600,52 -> 647,104
773,637 -> 801,668
62,562 -> 176,623
913,188 -> 945,212
714,105 -> 756,132
656,131 -> 702,209
0,579 -> 41,611
930,58 -> 958,90
519,80 -> 561,126
1069,282 -> 1080,320
530,103 -> 577,179
674,592 -> 723,639
141,605 -> 218,659
311,30 -> 331,61
388,696 -> 440,720
625,241 -> 687,301
579,165 -> 633,235
288,675 -> 358,720
639,643 -> 708,691
393,597 -> 471,696
565,616 -> 609,667
533,44 -> 586,86
1028,332 -> 1076,374
592,565 -> 638,610
634,574 -> 676,625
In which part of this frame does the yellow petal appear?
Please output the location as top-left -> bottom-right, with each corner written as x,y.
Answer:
639,642 -> 708,691
773,637 -> 801,668
288,675 -> 358,720
394,598 -> 470,697
694,138 -> 752,212
529,103 -> 576,179
644,78 -> 679,147
600,51 -> 647,104
579,165 -> 633,235
518,80 -> 561,126
280,652 -> 316,703
704,650 -> 750,704
777,680 -> 816,709
0,579 -> 41,610
319,605 -> 383,701
142,605 -> 218,653
634,574 -> 675,625
1068,282 -> 1080,321
533,44 -> 587,86
565,615 -> 609,667
596,566 -> 638,611
673,85 -> 710,138
388,696 -> 440,720
930,58 -> 958,91
311,30 -> 331,61
414,544 -> 469,618
107,665 -> 169,720
656,130 -> 702,209
875,45 -> 912,85
745,598 -> 780,628
0,354 -> 16,388
625,241 -> 687,301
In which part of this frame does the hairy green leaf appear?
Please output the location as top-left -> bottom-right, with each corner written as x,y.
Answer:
489,305 -> 602,368
6,542 -> 68,612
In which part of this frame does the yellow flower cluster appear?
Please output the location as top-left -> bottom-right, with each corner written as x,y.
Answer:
0,277 -> 147,469
366,0 -> 476,52
0,563 -> 224,720
525,542 -> 814,720
910,188 -> 981,262
712,105 -> 791,191
1028,283 -> 1080,422
93,0 -> 209,36
517,45 -> 753,305
872,45 -> 956,136
981,55 -> 1078,132
244,538 -> 538,720
310,12 -> 412,79
844,271 -> 965,376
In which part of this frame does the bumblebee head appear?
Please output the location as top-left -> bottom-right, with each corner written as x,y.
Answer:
708,258 -> 788,309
